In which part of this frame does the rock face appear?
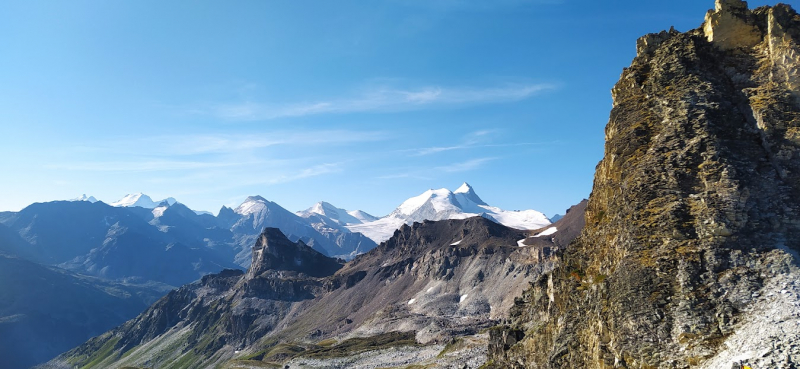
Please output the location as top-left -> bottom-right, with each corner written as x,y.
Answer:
488,1 -> 800,368
247,227 -> 343,279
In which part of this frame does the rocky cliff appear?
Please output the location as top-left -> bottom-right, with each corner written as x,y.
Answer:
488,1 -> 800,368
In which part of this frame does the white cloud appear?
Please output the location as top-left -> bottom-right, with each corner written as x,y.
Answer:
210,83 -> 555,121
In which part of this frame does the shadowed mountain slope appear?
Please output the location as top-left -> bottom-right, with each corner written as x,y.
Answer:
0,255 -> 168,369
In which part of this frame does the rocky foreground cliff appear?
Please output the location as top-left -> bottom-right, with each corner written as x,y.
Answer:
488,1 -> 800,368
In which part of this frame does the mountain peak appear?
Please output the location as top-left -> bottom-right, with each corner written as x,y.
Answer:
235,195 -> 273,216
309,201 -> 336,214
70,194 -> 98,203
452,182 -> 487,206
247,227 -> 343,279
453,182 -> 473,194
110,193 -> 178,209
396,188 -> 455,216
111,193 -> 156,208
349,183 -> 548,242
244,195 -> 267,203
298,201 -> 375,226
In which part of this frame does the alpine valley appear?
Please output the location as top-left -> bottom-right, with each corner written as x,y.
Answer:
7,0 -> 800,368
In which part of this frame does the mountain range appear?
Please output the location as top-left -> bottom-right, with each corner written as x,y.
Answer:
0,183 -> 553,368
63,182 -> 551,261
44,208 -> 583,368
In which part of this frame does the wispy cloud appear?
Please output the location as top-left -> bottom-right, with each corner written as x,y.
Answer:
47,160 -> 245,172
377,173 -> 432,180
392,0 -> 564,11
209,84 -> 555,121
181,162 -> 345,193
437,157 -> 496,173
140,162 -> 346,202
262,163 -> 343,185
71,130 -> 388,157
410,129 -> 554,156
414,142 -> 548,156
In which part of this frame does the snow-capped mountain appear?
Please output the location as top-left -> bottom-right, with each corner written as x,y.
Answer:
347,182 -> 551,242
228,196 -> 338,261
110,193 -> 177,209
296,201 -> 379,259
70,194 -> 98,203
229,196 -> 377,261
296,201 -> 378,226
57,186 -> 546,261
347,210 -> 379,224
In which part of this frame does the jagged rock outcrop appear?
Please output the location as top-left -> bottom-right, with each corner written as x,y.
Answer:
488,1 -> 800,368
247,227 -> 343,279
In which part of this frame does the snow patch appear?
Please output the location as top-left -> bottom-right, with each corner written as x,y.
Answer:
460,294 -> 468,303
407,299 -> 416,305
348,209 -> 379,223
346,217 -> 406,243
534,227 -> 558,237
235,196 -> 268,216
152,206 -> 168,218
451,239 -> 463,246
111,193 -> 175,209
517,238 -> 528,247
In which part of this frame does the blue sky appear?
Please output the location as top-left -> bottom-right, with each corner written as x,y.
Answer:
0,0 -> 787,217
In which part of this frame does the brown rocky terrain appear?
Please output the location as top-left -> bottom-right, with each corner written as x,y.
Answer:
487,1 -> 800,368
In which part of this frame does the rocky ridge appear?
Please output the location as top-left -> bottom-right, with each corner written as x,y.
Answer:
488,1 -> 800,368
